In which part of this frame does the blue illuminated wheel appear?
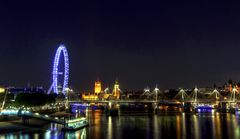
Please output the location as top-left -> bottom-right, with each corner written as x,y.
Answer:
52,44 -> 69,95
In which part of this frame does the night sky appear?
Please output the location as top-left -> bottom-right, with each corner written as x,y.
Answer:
1,1 -> 240,92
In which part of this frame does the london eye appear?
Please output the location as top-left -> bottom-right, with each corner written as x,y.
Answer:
48,44 -> 69,95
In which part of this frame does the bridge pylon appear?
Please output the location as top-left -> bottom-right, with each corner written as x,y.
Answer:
190,87 -> 199,103
174,89 -> 188,101
209,89 -> 222,101
229,87 -> 240,102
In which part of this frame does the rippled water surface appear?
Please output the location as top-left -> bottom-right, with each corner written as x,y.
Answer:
1,111 -> 240,139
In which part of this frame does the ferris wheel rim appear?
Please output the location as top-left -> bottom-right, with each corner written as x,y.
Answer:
52,44 -> 69,95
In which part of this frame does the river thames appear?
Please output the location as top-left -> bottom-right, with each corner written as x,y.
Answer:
0,110 -> 240,139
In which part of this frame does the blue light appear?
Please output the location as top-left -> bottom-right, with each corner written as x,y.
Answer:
52,44 -> 69,95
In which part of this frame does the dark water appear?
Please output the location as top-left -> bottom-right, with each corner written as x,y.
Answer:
1,111 -> 240,139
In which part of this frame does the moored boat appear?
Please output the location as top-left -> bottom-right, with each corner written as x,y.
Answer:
62,117 -> 89,131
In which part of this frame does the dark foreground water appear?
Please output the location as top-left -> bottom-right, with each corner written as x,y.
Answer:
1,111 -> 240,139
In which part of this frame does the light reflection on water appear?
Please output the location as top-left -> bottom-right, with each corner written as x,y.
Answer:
0,111 -> 240,139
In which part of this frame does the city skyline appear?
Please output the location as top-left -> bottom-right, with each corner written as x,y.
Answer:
1,1 -> 240,91
1,44 -> 239,92
1,1 -> 240,139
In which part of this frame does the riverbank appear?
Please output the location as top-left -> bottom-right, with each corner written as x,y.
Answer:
0,115 -> 20,122
0,110 -> 72,134
0,118 -> 50,134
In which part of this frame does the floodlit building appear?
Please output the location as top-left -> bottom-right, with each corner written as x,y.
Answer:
113,80 -> 120,99
94,80 -> 101,94
82,79 -> 121,100
82,93 -> 98,100
82,80 -> 101,100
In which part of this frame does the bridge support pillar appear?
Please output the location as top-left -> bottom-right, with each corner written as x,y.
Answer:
219,102 -> 227,113
183,102 -> 191,113
147,103 -> 154,114
153,103 -> 158,114
63,117 -> 67,129
229,102 -> 236,113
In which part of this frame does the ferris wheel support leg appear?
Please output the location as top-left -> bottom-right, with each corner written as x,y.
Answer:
47,83 -> 54,94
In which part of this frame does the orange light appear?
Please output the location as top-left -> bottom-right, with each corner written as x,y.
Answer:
94,81 -> 101,94
82,93 -> 98,100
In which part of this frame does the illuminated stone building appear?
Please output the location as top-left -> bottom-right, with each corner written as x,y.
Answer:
82,93 -> 98,100
82,80 -> 121,100
94,80 -> 101,94
113,80 -> 120,99
82,80 -> 101,100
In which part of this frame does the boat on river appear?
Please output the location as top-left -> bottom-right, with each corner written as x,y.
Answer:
62,117 -> 89,131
